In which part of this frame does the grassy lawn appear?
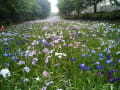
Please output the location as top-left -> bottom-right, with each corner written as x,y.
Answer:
0,20 -> 120,90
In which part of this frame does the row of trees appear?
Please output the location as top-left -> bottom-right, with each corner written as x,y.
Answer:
57,0 -> 120,16
0,0 -> 51,24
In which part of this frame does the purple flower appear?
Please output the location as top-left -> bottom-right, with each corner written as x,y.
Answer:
32,58 -> 38,65
96,72 -> 104,76
39,38 -> 43,43
18,61 -> 25,65
108,75 -> 114,78
118,59 -> 120,63
4,47 -> 8,51
42,86 -> 47,90
107,69 -> 118,74
3,43 -> 8,46
43,48 -> 49,54
9,38 -> 14,41
16,58 -> 20,61
44,41 -> 48,46
16,41 -> 19,44
70,58 -> 76,61
110,62 -> 114,65
9,53 -> 14,56
23,78 -> 29,83
87,67 -> 92,71
67,44 -> 72,47
21,41 -> 24,43
82,54 -> 86,57
55,63 -> 61,66
108,77 -> 116,83
46,81 -> 54,86
80,64 -> 86,70
97,65 -> 103,70
3,63 -> 8,67
78,34 -> 82,36
107,54 -> 111,59
43,71 -> 48,77
83,40 -> 87,43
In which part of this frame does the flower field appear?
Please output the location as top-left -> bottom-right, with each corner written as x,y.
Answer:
0,19 -> 120,90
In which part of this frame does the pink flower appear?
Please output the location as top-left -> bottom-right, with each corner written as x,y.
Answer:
43,48 -> 49,54
43,71 -> 48,77
45,56 -> 51,63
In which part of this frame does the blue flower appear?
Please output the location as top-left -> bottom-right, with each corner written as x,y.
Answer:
9,38 -> 14,41
3,63 -> 8,67
16,58 -> 20,61
4,47 -> 8,51
39,38 -> 43,43
16,41 -> 19,44
97,65 -> 103,70
80,63 -> 86,70
44,41 -> 48,46
3,43 -> 8,46
107,54 -> 111,59
70,58 -> 76,61
21,41 -> 24,43
88,54 -> 92,57
99,58 -> 104,60
11,56 -> 15,61
91,50 -> 96,54
82,54 -> 86,57
110,62 -> 114,65
9,53 -> 14,56
99,53 -> 104,58
87,67 -> 92,71
3,53 -> 8,57
106,60 -> 111,64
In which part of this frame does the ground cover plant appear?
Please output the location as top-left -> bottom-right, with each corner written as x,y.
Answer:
0,19 -> 120,90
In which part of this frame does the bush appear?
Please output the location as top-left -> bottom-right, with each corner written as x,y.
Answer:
64,10 -> 120,21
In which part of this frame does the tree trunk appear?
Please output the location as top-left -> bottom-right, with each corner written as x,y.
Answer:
77,10 -> 80,15
94,0 -> 97,13
94,4 -> 97,13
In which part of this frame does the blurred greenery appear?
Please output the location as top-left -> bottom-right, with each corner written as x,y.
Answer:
57,0 -> 120,16
64,10 -> 120,21
0,0 -> 51,25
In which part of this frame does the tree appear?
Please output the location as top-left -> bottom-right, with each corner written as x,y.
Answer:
109,0 -> 120,6
71,0 -> 88,15
0,0 -> 51,24
57,0 -> 74,16
87,0 -> 104,13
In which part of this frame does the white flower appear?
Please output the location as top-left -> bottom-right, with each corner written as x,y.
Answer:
18,61 -> 25,65
58,55 -> 62,59
24,66 -> 30,73
23,78 -> 29,82
116,51 -> 120,55
0,68 -> 11,78
35,77 -> 40,81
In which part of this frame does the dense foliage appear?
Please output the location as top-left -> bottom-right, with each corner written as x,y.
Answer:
57,0 -> 120,16
0,0 -> 51,25
64,10 -> 120,21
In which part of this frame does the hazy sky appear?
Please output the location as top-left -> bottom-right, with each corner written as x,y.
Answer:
49,0 -> 59,13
